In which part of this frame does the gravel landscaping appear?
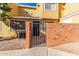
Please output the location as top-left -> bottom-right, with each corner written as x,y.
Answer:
0,39 -> 26,51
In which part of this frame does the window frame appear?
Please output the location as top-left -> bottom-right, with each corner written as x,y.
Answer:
44,3 -> 56,10
10,19 -> 26,31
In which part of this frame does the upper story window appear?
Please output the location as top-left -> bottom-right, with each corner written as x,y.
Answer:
45,3 -> 56,10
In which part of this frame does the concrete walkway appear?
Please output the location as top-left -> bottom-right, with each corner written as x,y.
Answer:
51,42 -> 79,55
0,47 -> 47,56
48,48 -> 76,56
0,46 -> 77,56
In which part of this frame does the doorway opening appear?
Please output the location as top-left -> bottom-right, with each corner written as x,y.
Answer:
31,20 -> 46,47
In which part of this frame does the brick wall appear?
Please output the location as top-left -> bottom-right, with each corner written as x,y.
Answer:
26,20 -> 31,48
46,23 -> 79,46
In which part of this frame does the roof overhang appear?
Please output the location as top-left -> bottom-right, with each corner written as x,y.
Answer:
17,5 -> 36,9
10,16 -> 42,20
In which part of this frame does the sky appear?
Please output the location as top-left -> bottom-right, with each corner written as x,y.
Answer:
18,3 -> 37,7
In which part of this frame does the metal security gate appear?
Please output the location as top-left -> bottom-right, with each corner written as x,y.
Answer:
31,20 -> 46,47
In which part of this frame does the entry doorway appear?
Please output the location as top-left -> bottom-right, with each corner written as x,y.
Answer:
32,21 -> 40,36
31,20 -> 46,47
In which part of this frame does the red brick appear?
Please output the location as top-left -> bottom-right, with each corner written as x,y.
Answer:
46,23 -> 79,46
25,20 -> 31,48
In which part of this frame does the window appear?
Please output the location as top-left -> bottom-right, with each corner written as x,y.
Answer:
19,31 -> 26,38
45,3 -> 56,10
40,21 -> 46,32
10,20 -> 25,30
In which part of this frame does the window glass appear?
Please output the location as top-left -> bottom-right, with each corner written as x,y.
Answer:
10,20 -> 25,30
45,3 -> 56,10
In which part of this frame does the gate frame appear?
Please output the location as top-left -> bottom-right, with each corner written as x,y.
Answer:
30,20 -> 47,47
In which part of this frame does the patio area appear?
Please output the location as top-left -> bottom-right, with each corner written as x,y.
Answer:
50,41 -> 79,55
0,39 -> 26,51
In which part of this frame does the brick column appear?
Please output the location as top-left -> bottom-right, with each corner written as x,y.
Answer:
25,20 -> 31,48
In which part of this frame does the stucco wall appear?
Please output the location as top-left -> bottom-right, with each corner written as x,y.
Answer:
8,3 -> 19,16
36,3 -> 44,18
7,3 -> 61,21
46,23 -> 79,46
37,3 -> 59,19
60,3 -> 79,23
63,3 -> 79,16
19,7 -> 36,17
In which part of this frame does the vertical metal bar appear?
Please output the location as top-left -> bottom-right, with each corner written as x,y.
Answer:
41,21 -> 42,45
32,21 -> 33,47
36,22 -> 37,45
34,23 -> 37,46
31,22 -> 32,47
34,23 -> 35,46
36,23 -> 37,46
34,23 -> 36,45
39,21 -> 41,44
42,21 -> 44,43
32,21 -> 33,46
39,21 -> 40,45
37,23 -> 39,45
37,22 -> 39,45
